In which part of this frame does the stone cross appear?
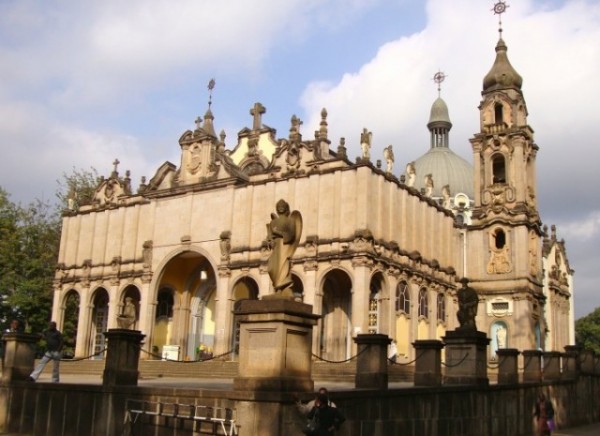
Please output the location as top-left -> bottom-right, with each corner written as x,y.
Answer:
195,116 -> 202,130
112,158 -> 120,177
250,102 -> 266,131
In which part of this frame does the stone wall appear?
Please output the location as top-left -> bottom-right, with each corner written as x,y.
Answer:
1,376 -> 598,436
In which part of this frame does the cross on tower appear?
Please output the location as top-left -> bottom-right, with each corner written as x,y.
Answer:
195,116 -> 203,130
112,158 -> 120,176
250,102 -> 266,131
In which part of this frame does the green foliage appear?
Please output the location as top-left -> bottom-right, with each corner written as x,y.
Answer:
55,166 -> 99,210
575,307 -> 600,354
0,188 -> 58,333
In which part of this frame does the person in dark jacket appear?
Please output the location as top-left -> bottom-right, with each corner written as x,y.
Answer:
307,393 -> 345,435
29,321 -> 64,382
534,392 -> 555,435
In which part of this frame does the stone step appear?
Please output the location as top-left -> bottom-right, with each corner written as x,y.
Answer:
53,358 -> 414,382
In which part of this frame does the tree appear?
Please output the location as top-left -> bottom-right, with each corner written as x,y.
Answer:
0,189 -> 57,333
55,166 -> 99,210
575,307 -> 600,354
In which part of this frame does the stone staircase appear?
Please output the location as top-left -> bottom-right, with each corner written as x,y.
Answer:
55,358 -> 414,383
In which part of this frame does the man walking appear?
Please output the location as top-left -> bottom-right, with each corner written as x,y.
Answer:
29,321 -> 64,382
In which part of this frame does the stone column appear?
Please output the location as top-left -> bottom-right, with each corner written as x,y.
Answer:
442,330 -> 489,386
413,339 -> 443,386
1,333 -> 38,382
496,348 -> 520,385
580,349 -> 595,375
233,299 -> 319,391
102,329 -> 145,386
562,346 -> 580,380
542,351 -> 561,381
522,349 -> 542,383
354,334 -> 391,390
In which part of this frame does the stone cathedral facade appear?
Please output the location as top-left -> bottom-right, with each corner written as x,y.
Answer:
52,29 -> 574,364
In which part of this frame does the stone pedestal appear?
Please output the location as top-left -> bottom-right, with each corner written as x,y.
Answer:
542,351 -> 562,381
522,349 -> 542,383
102,329 -> 145,386
496,348 -> 520,385
1,333 -> 38,382
233,299 -> 319,391
562,346 -> 580,380
354,334 -> 391,390
413,340 -> 443,386
442,330 -> 489,386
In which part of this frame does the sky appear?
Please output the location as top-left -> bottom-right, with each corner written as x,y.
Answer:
0,0 -> 598,319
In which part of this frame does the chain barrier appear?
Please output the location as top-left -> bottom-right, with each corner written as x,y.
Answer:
61,347 -> 108,362
387,351 -> 425,366
138,346 -> 234,363
311,345 -> 370,364
441,352 -> 469,368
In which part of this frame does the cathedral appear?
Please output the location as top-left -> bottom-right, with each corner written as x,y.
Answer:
52,19 -> 574,364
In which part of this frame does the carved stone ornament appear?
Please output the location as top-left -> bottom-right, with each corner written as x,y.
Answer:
219,231 -> 232,262
351,229 -> 374,253
487,247 -> 512,274
142,240 -> 153,270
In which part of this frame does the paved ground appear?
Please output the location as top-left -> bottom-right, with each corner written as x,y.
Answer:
25,374 -> 600,435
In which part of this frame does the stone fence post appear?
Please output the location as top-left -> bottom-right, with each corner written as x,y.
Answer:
580,349 -> 595,375
354,334 -> 391,390
542,351 -> 561,382
1,333 -> 38,382
496,348 -> 520,385
522,349 -> 542,383
102,329 -> 145,386
413,340 -> 443,386
562,346 -> 580,380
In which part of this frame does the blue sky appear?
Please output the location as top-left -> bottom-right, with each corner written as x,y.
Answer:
0,0 -> 598,318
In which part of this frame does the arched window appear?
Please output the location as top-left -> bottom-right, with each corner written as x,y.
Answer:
494,102 -> 504,125
156,288 -> 174,319
437,293 -> 446,322
368,275 -> 383,334
492,154 -> 506,184
494,228 -> 506,250
395,281 -> 410,314
418,288 -> 428,318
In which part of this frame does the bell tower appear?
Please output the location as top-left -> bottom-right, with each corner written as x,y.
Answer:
467,2 -> 545,351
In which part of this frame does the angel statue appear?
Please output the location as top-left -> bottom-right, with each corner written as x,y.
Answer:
383,145 -> 394,174
360,128 -> 372,160
406,162 -> 416,187
266,199 -> 303,299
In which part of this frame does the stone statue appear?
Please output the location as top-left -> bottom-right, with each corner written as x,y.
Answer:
442,184 -> 451,209
360,128 -> 372,160
117,297 -> 137,329
406,162 -> 416,187
266,199 -> 303,298
496,324 -> 507,349
456,278 -> 478,332
383,145 -> 394,174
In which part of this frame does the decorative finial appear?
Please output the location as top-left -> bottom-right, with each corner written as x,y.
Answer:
492,1 -> 509,39
112,158 -> 120,177
433,70 -> 446,97
207,78 -> 216,110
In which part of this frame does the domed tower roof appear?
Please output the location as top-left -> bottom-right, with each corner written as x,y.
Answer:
405,94 -> 474,198
428,97 -> 452,128
482,38 -> 523,93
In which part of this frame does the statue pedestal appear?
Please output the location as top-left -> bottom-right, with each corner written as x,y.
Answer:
233,299 -> 319,391
497,348 -> 520,385
102,329 -> 145,386
442,330 -> 489,386
1,333 -> 38,382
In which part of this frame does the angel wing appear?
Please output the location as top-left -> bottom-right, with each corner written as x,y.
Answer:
290,210 -> 303,252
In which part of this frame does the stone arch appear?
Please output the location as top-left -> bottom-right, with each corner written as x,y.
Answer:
149,248 -> 216,360
186,265 -> 217,360
319,268 -> 352,361
417,287 -> 429,339
118,284 -> 141,330
367,271 -> 387,334
61,289 -> 80,359
89,287 -> 110,359
394,280 -> 411,357
230,276 -> 260,358
491,153 -> 507,184
292,273 -> 304,301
